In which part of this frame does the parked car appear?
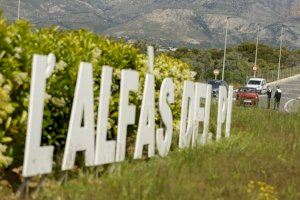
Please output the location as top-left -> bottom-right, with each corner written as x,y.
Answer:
236,87 -> 259,106
246,78 -> 267,94
207,80 -> 228,97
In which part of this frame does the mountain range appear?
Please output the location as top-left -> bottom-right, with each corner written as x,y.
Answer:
0,0 -> 300,48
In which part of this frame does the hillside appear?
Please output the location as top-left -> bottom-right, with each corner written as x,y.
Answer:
0,0 -> 300,48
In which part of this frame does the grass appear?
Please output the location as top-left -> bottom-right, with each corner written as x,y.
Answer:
1,106 -> 300,199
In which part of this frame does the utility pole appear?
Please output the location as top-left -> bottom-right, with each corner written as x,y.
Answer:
17,0 -> 21,20
277,25 -> 284,80
147,46 -> 154,73
222,17 -> 229,81
254,25 -> 260,78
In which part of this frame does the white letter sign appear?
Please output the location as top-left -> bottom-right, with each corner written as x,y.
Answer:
179,81 -> 195,148
62,62 -> 95,170
192,83 -> 212,147
226,86 -> 234,138
23,54 -> 55,177
201,84 -> 212,145
156,78 -> 174,157
22,51 -> 235,178
95,66 -> 116,165
134,74 -> 155,159
216,86 -> 228,141
116,70 -> 139,162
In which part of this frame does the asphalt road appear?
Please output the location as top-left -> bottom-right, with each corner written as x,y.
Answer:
259,75 -> 300,112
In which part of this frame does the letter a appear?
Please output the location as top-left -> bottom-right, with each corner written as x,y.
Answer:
134,74 -> 155,159
62,62 -> 95,170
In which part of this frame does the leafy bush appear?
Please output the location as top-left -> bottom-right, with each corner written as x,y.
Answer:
0,73 -> 13,168
0,15 -> 193,170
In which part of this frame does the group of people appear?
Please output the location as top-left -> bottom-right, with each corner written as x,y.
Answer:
266,85 -> 282,110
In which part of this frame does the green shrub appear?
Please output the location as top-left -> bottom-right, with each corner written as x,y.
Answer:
0,72 -> 14,168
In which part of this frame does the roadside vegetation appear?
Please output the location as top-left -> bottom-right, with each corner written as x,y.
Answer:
133,40 -> 300,84
166,44 -> 300,84
1,106 -> 299,199
41,107 -> 300,200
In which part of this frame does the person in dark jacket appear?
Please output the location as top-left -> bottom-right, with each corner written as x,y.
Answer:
266,86 -> 272,109
274,85 -> 282,110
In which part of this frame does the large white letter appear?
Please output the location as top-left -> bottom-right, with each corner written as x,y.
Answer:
216,86 -> 228,141
95,66 -> 116,165
179,81 -> 195,148
23,54 -> 55,177
62,62 -> 95,170
192,83 -> 212,147
134,74 -> 155,159
116,70 -> 139,162
156,78 -> 174,157
225,86 -> 234,138
201,84 -> 212,145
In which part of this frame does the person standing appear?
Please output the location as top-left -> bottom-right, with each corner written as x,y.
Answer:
274,86 -> 282,110
266,86 -> 272,109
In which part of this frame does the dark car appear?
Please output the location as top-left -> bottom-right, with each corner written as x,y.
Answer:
207,80 -> 228,97
236,87 -> 259,106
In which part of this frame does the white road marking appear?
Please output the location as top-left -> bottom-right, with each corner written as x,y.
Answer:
284,99 -> 296,113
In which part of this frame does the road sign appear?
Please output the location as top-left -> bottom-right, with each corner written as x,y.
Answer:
253,66 -> 257,71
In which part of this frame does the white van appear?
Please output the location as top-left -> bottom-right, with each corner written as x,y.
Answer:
246,78 -> 267,94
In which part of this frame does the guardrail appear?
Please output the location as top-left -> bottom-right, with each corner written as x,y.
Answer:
246,66 -> 300,83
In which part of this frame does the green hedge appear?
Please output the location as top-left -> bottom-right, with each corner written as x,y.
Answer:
0,14 -> 193,170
